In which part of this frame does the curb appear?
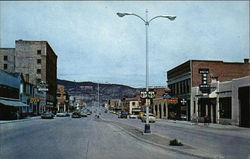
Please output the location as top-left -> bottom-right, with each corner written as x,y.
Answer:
99,117 -> 220,159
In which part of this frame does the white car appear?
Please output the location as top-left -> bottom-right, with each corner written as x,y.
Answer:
141,113 -> 156,123
129,114 -> 138,119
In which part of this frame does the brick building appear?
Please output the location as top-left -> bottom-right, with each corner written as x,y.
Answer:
56,85 -> 69,112
0,40 -> 58,112
167,59 -> 250,121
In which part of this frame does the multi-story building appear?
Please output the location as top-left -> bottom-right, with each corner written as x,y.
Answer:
167,59 -> 250,121
0,48 -> 15,72
56,85 -> 69,112
0,40 -> 58,112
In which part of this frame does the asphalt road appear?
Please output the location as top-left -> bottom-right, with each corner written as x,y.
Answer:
101,111 -> 250,159
0,114 -> 203,159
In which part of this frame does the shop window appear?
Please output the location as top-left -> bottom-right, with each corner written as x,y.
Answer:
219,97 -> 232,119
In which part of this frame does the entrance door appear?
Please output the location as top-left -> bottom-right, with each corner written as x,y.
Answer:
239,86 -> 250,127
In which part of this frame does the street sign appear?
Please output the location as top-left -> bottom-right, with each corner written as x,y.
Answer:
140,91 -> 155,99
147,91 -> 155,99
140,91 -> 147,99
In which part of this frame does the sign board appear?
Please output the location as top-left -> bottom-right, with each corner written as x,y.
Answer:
166,97 -> 178,104
38,88 -> 49,91
30,97 -> 40,103
37,81 -> 48,92
199,68 -> 210,94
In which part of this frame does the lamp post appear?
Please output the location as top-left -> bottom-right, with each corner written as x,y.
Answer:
117,10 -> 176,133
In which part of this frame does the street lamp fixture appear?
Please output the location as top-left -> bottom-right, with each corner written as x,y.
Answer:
117,10 -> 176,134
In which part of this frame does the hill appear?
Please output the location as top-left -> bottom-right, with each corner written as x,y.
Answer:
57,79 -> 142,106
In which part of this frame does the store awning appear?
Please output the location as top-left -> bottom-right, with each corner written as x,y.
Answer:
0,98 -> 29,107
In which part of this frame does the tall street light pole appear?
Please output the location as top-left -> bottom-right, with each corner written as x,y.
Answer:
117,10 -> 176,133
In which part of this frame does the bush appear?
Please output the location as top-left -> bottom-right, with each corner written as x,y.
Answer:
169,139 -> 183,146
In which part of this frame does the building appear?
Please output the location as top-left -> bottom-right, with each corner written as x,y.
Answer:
0,70 -> 28,119
108,99 -> 122,112
192,76 -> 250,127
122,97 -> 141,115
0,48 -> 15,72
151,88 -> 168,119
0,40 -> 58,112
167,59 -> 250,121
56,85 -> 69,112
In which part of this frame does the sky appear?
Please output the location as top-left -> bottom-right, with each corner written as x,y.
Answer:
0,1 -> 249,87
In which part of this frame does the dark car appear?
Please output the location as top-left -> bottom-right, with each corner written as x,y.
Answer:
41,112 -> 54,119
71,112 -> 81,118
120,112 -> 128,118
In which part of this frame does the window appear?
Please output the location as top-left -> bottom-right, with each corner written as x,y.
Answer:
37,69 -> 41,74
37,50 -> 41,55
4,64 -> 8,70
37,59 -> 41,64
4,56 -> 8,61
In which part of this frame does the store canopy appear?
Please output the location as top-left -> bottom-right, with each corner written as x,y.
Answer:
0,98 -> 28,107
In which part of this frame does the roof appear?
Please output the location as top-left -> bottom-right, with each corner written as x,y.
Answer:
0,97 -> 28,107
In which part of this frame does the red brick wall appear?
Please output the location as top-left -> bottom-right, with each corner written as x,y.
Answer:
192,60 -> 250,87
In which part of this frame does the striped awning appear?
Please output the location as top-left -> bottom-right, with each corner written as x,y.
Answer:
0,98 -> 28,107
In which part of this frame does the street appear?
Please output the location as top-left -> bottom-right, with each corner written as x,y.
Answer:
1,112 -> 204,159
1,108 -> 250,159
101,110 -> 250,159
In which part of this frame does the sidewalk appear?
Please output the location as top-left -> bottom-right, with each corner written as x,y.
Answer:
98,117 -> 218,159
158,119 -> 243,130
0,116 -> 41,124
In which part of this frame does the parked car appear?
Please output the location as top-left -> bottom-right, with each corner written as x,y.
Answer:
141,113 -> 156,123
120,112 -> 128,118
71,112 -> 81,118
56,112 -> 68,117
41,112 -> 54,119
138,112 -> 145,119
129,114 -> 138,119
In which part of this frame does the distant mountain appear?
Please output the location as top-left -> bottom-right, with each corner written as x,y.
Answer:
57,79 -> 142,106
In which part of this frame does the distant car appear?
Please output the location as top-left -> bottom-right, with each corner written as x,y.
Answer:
181,114 -> 187,120
129,114 -> 138,119
120,112 -> 128,118
86,111 -> 92,115
138,112 -> 145,119
80,111 -> 87,117
56,112 -> 68,117
71,112 -> 81,118
41,112 -> 54,119
104,110 -> 108,113
141,113 -> 156,123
